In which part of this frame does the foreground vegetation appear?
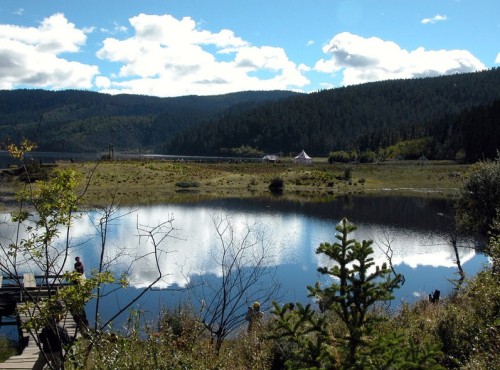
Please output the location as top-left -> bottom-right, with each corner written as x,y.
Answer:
1,225 -> 497,369
0,158 -> 468,210
65,257 -> 498,369
0,143 -> 497,369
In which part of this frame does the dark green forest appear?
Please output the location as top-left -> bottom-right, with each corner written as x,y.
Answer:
1,68 -> 500,162
0,89 -> 298,152
165,68 -> 500,162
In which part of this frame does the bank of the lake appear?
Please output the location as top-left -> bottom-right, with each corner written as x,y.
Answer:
0,159 -> 468,210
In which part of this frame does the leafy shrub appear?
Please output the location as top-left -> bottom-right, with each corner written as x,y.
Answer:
455,158 -> 500,239
70,307 -> 274,370
268,177 -> 284,190
175,181 -> 200,188
435,269 -> 500,368
385,137 -> 432,160
358,150 -> 377,163
328,150 -> 356,163
0,337 -> 17,362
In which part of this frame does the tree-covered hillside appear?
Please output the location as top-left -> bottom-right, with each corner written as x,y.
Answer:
0,89 -> 299,152
1,68 -> 500,159
164,68 -> 500,160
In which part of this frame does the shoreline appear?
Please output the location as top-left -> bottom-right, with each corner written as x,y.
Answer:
0,159 -> 467,211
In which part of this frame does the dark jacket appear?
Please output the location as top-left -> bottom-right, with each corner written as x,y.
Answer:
40,322 -> 70,353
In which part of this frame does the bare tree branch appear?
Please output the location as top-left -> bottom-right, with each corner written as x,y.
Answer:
375,230 -> 405,286
188,213 -> 280,353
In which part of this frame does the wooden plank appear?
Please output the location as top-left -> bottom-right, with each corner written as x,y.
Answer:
0,364 -> 37,369
0,306 -> 81,369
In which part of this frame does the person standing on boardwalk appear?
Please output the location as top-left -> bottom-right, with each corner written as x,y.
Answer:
74,256 -> 84,275
34,315 -> 71,370
72,256 -> 89,331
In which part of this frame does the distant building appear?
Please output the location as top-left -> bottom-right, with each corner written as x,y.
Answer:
294,150 -> 312,164
262,154 -> 279,163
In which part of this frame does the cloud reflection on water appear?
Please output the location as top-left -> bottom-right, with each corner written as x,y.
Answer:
66,203 -> 480,290
0,196 -> 486,302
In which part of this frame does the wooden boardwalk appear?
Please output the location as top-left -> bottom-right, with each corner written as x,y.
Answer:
0,275 -> 82,369
0,311 -> 79,369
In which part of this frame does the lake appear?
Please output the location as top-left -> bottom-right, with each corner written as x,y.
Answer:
0,195 -> 489,337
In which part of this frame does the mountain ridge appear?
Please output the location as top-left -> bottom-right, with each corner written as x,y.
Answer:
1,68 -> 499,161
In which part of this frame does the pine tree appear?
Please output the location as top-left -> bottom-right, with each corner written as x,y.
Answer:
270,218 -> 403,369
307,218 -> 402,367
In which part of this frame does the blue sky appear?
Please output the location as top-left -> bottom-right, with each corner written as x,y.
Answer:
1,0 -> 499,97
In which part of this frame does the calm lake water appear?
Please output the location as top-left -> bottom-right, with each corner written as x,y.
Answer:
0,150 -> 489,338
0,195 -> 489,338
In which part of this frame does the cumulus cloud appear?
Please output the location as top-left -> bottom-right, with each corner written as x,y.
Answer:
96,13 -> 309,96
422,14 -> 448,24
315,32 -> 486,86
0,13 -> 99,89
495,52 -> 500,64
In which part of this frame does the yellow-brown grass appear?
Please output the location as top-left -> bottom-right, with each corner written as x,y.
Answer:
0,159 -> 468,210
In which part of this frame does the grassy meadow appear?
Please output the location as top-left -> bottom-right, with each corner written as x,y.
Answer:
0,159 -> 468,210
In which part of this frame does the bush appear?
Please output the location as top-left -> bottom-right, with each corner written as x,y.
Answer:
0,337 -> 17,362
328,150 -> 356,163
455,158 -> 500,240
175,181 -> 200,188
268,177 -> 284,190
358,150 -> 377,163
436,269 -> 500,368
70,308 -> 274,370
343,166 -> 352,181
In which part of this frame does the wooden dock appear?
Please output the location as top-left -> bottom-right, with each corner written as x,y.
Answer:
0,311 -> 78,369
0,275 -> 82,369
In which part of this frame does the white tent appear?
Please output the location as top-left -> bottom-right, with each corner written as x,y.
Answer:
294,150 -> 312,164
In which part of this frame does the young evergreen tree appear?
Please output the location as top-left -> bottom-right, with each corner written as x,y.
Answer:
270,218 -> 404,369
308,218 -> 402,367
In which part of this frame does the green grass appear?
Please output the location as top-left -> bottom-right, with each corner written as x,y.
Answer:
0,159 -> 469,210
0,337 -> 17,362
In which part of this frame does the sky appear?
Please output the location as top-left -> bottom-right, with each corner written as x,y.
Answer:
0,0 -> 499,97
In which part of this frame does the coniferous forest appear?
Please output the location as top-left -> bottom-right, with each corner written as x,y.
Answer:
1,68 -> 499,162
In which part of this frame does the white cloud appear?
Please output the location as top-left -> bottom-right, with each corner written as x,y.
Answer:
96,13 -> 309,96
0,13 -> 99,89
495,52 -> 500,64
82,26 -> 96,34
422,14 -> 448,24
315,32 -> 486,86
95,75 -> 111,88
100,22 -> 128,35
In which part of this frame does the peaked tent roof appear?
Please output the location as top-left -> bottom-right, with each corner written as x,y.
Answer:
295,150 -> 312,159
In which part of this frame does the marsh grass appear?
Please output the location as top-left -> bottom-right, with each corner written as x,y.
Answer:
1,159 -> 468,209
70,308 -> 274,370
65,264 -> 499,369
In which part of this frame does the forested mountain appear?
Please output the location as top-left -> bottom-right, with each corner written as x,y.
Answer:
0,89 -> 299,152
163,68 -> 500,161
1,68 -> 500,161
431,98 -> 500,162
